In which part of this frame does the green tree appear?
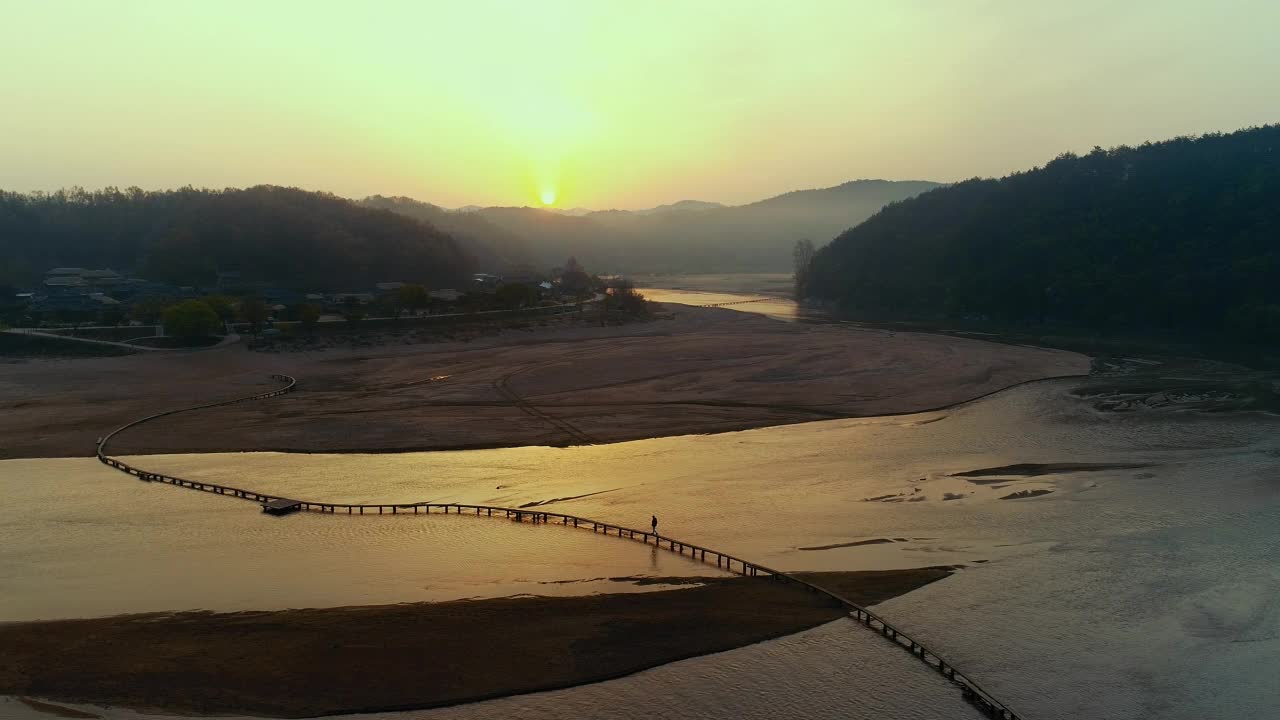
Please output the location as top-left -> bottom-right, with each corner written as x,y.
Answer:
162,300 -> 220,339
131,297 -> 169,325
239,297 -> 269,336
396,284 -> 430,315
560,257 -> 592,296
298,303 -> 321,332
612,279 -> 649,316
201,295 -> 236,324
792,238 -> 815,299
495,282 -> 537,309
100,306 -> 127,327
373,294 -> 399,318
343,306 -> 365,329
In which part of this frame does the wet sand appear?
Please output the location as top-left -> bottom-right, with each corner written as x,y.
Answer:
0,304 -> 1086,459
0,569 -> 951,718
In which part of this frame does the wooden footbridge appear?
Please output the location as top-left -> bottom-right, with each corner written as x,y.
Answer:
697,297 -> 775,308
95,373 -> 1024,720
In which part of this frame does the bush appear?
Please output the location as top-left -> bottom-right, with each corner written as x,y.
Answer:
495,283 -> 538,309
162,300 -> 221,339
607,280 -> 650,317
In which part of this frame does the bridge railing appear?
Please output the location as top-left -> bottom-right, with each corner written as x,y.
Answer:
697,298 -> 775,308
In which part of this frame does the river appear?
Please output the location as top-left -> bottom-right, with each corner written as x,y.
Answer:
3,289 -> 1279,720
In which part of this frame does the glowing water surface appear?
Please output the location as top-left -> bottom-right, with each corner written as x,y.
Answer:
639,287 -> 813,322
5,375 -> 1279,718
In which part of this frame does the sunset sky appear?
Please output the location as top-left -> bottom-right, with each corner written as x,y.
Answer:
3,1 -> 1278,209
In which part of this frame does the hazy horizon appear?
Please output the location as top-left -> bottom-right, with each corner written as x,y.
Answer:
4,1 -> 1279,210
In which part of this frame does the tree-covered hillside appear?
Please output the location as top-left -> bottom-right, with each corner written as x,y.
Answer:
803,126 -> 1280,342
361,195 -> 532,270
1,186 -> 473,290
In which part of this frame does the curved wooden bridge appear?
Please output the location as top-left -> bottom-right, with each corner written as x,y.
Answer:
697,297 -> 775,308
96,373 -> 1023,720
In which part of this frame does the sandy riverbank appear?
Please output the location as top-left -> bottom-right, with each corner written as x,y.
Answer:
0,304 -> 1087,459
0,569 -> 951,718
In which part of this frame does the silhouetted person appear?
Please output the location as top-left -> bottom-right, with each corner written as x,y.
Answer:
651,514 -> 658,535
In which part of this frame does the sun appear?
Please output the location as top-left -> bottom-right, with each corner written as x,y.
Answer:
540,188 -> 557,206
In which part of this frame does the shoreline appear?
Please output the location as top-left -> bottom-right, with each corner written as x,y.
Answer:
0,569 -> 953,719
0,371 -> 1094,462
88,371 -> 1087,459
1,304 -> 1089,460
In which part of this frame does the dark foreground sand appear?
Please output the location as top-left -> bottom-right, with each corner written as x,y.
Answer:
0,569 -> 951,718
0,304 -> 1087,459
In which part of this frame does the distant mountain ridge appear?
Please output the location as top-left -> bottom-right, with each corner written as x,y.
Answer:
579,199 -> 727,217
395,179 -> 941,273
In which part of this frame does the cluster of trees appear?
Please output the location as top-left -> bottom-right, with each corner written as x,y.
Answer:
161,300 -> 221,339
0,186 -> 474,290
792,239 -> 816,299
122,293 -> 292,339
603,278 -> 650,318
558,256 -> 593,296
802,125 -> 1280,343
148,295 -> 270,338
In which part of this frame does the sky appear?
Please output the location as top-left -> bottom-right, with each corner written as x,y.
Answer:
2,1 -> 1278,209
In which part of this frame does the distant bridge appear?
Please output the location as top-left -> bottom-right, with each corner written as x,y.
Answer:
95,373 -> 1023,720
696,297 -> 775,308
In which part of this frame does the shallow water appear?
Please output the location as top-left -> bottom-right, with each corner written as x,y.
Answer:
5,366 -> 1280,717
636,272 -> 795,297
639,286 -> 817,322
0,458 -> 725,621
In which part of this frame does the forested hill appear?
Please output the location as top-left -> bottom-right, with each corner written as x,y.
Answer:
0,186 -> 473,290
802,126 -> 1280,341
360,195 -> 532,270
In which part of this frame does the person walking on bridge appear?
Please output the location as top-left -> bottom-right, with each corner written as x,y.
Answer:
651,514 -> 658,536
